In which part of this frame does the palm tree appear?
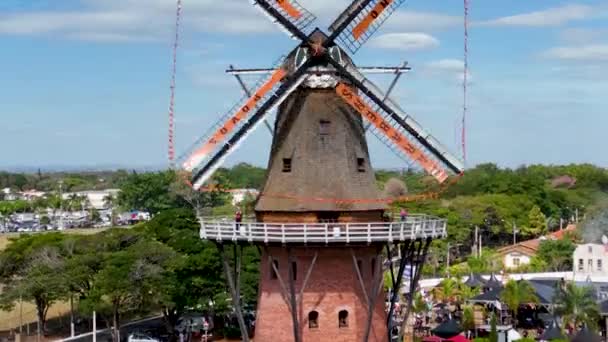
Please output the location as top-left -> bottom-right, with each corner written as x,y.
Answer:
553,281 -> 600,329
433,277 -> 461,304
499,280 -> 538,326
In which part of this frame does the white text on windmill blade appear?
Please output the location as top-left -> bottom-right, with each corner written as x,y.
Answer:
192,75 -> 306,190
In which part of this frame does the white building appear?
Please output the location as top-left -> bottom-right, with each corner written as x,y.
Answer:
63,189 -> 120,209
573,243 -> 608,276
230,189 -> 259,206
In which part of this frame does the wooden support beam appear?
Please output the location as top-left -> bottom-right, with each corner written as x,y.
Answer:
298,251 -> 319,304
287,248 -> 301,342
351,248 -> 369,303
265,247 -> 294,312
399,238 -> 432,340
217,243 -> 249,342
363,248 -> 384,342
387,241 -> 413,342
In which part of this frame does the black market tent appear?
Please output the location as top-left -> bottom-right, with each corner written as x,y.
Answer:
469,288 -> 502,304
431,318 -> 462,338
538,319 -> 566,341
469,280 -> 556,307
600,298 -> 608,315
570,325 -> 601,342
484,273 -> 502,291
464,273 -> 486,288
528,280 -> 557,306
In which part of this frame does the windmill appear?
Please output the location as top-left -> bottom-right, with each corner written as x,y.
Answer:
177,1 -> 464,341
180,0 -> 464,190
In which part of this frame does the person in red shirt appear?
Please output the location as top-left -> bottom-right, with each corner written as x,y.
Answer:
235,208 -> 243,228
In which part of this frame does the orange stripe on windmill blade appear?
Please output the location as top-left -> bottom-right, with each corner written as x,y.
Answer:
335,83 -> 449,183
275,0 -> 302,19
182,68 -> 287,171
352,0 -> 394,40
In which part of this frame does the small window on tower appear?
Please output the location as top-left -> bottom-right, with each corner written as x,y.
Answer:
308,311 -> 319,329
320,120 -> 331,136
338,310 -> 349,328
357,158 -> 365,172
282,158 -> 292,173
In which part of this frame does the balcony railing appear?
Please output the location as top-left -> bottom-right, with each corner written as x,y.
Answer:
199,215 -> 447,244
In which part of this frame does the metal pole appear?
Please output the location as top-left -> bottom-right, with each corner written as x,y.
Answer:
59,181 -> 64,230
70,294 -> 75,337
513,222 -> 516,245
19,294 -> 23,335
93,311 -> 97,342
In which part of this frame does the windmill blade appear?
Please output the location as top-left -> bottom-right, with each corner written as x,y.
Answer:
190,63 -> 311,190
179,57 -> 288,172
251,0 -> 316,41
328,59 -> 464,182
328,0 -> 407,54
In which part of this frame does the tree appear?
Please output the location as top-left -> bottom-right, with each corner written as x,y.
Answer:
499,280 -> 538,326
488,312 -> 498,342
534,239 -> 576,271
462,305 -> 475,336
169,173 -> 229,217
117,170 -> 182,213
90,238 -> 176,342
553,281 -> 600,329
521,205 -> 547,238
384,178 -> 407,198
432,278 -> 461,304
143,209 -> 225,338
90,208 -> 101,223
0,233 -> 68,335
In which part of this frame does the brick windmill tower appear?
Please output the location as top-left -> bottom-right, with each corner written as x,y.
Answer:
180,1 -> 464,341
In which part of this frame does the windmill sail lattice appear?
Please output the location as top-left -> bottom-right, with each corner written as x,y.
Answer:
329,57 -> 464,178
180,57 -> 287,172
251,0 -> 316,40
330,0 -> 407,54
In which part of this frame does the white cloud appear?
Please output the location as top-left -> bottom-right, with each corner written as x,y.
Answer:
370,33 -> 439,51
0,0 -> 460,43
542,44 -> 608,62
478,4 -> 595,27
385,11 -> 461,32
425,59 -> 464,72
423,59 -> 472,84
558,28 -> 608,45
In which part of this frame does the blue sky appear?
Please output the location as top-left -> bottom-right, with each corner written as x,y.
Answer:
1,0 -> 607,170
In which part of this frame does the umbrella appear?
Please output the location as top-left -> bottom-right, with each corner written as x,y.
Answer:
570,325 -> 601,342
445,335 -> 470,342
431,318 -> 462,338
538,319 -> 566,341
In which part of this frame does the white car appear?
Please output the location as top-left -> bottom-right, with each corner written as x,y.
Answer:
127,333 -> 159,342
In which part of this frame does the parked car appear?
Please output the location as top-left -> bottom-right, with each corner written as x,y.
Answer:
127,332 -> 159,342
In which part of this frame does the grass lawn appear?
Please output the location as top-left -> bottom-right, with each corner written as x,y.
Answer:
0,227 -> 114,331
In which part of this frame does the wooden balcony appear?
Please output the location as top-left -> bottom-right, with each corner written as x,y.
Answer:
199,215 -> 447,245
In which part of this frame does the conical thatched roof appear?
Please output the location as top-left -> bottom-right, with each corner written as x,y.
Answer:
538,319 -> 566,341
484,273 -> 502,290
570,325 -> 601,342
464,273 -> 485,288
255,88 -> 386,213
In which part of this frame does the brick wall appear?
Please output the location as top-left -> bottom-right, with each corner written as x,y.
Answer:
254,246 -> 387,342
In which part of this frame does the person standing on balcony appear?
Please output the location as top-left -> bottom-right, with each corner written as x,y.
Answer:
400,208 -> 408,221
235,208 -> 243,233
